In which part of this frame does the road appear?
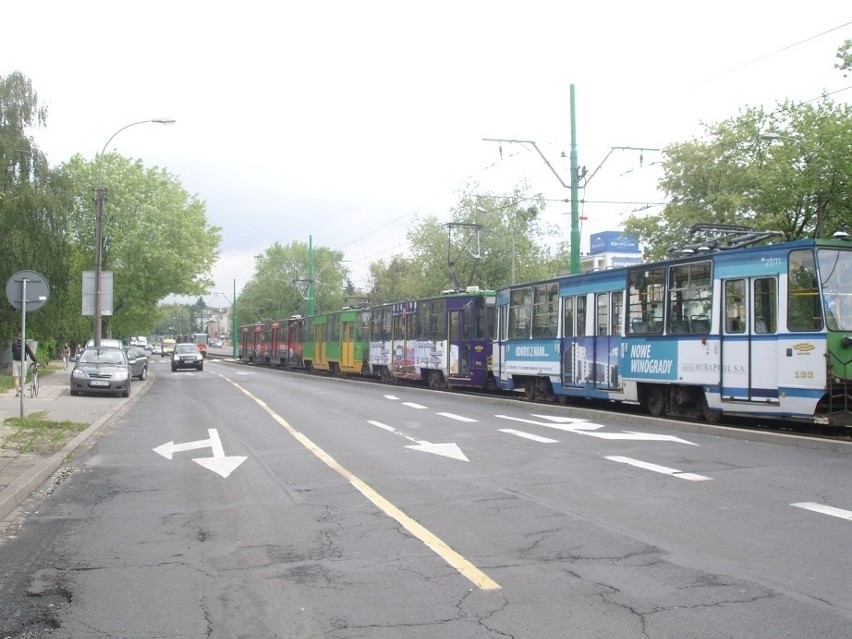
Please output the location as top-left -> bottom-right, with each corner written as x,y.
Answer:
1,357 -> 851,638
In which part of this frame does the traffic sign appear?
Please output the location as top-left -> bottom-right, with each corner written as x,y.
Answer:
6,270 -> 49,311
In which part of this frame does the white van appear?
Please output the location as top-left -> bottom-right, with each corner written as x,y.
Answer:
86,338 -> 125,350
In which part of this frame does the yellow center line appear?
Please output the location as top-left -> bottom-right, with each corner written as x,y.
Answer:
225,376 -> 501,591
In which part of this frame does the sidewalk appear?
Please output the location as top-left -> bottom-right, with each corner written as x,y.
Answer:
0,364 -> 147,521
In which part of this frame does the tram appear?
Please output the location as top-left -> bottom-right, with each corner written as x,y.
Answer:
494,227 -> 852,425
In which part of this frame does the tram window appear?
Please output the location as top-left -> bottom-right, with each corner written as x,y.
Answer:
596,292 -> 609,335
371,307 -> 391,341
576,295 -> 587,337
611,291 -> 623,336
473,296 -> 493,339
788,250 -> 822,331
532,283 -> 558,338
357,311 -> 370,341
724,280 -> 745,334
668,261 -> 712,334
628,267 -> 665,334
562,297 -> 575,338
328,314 -> 340,342
753,278 -> 777,333
509,287 -> 532,339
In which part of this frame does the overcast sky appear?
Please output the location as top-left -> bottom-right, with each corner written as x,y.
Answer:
4,2 -> 851,301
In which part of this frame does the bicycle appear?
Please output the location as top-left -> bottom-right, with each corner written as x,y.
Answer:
29,362 -> 40,398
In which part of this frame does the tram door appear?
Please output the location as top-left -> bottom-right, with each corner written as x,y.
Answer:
720,278 -> 778,402
448,310 -> 468,376
315,321 -> 327,370
270,322 -> 280,363
341,319 -> 354,370
561,294 -> 588,387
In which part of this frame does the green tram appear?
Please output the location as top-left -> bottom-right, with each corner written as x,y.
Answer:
301,307 -> 371,375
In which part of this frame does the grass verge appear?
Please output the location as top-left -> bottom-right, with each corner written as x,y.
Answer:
2,411 -> 87,455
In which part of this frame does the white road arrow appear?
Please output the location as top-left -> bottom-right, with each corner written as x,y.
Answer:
495,415 -> 696,445
369,420 -> 469,461
153,428 -> 247,478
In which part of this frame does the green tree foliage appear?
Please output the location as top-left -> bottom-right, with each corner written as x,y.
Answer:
237,241 -> 349,323
837,39 -> 852,76
624,99 -> 852,260
0,72 -> 76,356
366,182 -> 561,302
59,153 -> 221,338
154,303 -> 194,337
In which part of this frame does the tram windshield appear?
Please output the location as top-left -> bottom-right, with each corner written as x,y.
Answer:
818,248 -> 852,331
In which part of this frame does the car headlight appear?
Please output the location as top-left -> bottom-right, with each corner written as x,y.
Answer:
113,369 -> 130,381
172,353 -> 179,361
72,369 -> 86,379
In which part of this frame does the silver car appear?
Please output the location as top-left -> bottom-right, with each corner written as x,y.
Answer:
70,347 -> 131,397
125,347 -> 149,380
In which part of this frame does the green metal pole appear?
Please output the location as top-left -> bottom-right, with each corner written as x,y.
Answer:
307,235 -> 315,316
231,278 -> 237,359
569,83 -> 580,275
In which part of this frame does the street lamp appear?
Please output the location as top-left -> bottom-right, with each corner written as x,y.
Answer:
93,118 -> 175,347
212,280 -> 238,359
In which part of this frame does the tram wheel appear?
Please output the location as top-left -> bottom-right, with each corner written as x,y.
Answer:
524,382 -> 536,401
700,393 -> 722,423
646,386 -> 667,417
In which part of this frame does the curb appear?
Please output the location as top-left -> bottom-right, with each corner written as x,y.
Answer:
0,377 -> 150,521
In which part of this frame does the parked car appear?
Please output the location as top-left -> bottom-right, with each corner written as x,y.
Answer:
70,347 -> 131,397
125,346 -> 149,380
171,343 -> 204,371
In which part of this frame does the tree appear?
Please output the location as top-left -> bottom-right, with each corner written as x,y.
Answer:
0,71 -> 77,356
624,99 -> 852,260
837,39 -> 852,76
59,153 -> 221,338
237,241 -> 349,323
366,182 -> 561,301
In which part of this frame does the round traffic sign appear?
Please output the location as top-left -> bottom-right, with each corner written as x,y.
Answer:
6,270 -> 50,311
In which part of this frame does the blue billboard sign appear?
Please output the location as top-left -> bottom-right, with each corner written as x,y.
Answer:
590,231 -> 639,255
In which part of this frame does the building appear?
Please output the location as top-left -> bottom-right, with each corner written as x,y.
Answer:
580,231 -> 642,272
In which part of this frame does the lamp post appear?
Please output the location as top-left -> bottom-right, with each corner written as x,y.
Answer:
212,280 -> 238,359
93,118 -> 175,347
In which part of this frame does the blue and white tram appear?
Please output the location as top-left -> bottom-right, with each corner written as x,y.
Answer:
494,235 -> 852,426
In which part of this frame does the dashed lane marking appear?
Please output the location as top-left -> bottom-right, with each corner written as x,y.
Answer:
437,412 -> 478,423
792,502 -> 852,521
606,456 -> 712,481
499,429 -> 559,443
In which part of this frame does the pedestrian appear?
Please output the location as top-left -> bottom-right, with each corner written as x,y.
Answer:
11,333 -> 37,397
62,342 -> 71,370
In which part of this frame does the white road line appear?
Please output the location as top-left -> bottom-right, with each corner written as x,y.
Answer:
437,412 -> 478,423
606,456 -> 712,481
384,394 -> 400,400
499,429 -> 559,443
402,402 -> 428,409
792,502 -> 852,521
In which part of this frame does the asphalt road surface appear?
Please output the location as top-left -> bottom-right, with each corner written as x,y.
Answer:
1,357 -> 851,638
